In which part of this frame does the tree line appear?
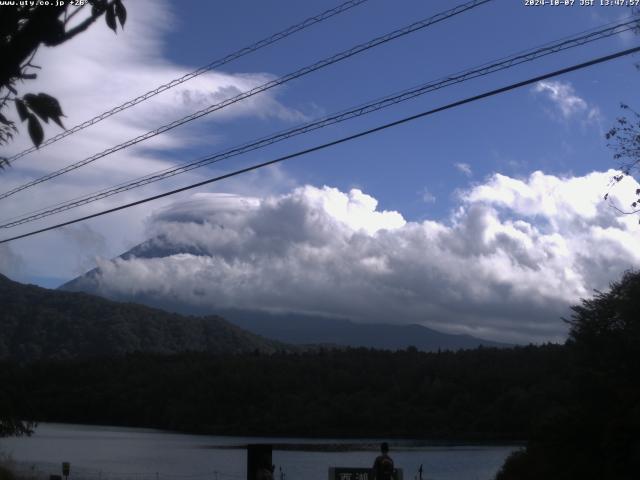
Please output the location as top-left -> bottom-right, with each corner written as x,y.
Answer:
1,344 -> 569,440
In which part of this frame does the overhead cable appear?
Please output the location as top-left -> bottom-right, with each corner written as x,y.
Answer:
1,17 -> 637,229
4,0 -> 370,163
0,0 -> 492,201
2,44 -> 638,245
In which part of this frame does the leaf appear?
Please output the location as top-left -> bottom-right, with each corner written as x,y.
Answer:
24,94 -> 49,123
42,19 -> 66,46
37,93 -> 64,118
91,0 -> 107,16
0,113 -> 12,126
27,114 -> 44,148
15,99 -> 29,121
115,0 -> 126,28
24,93 -> 65,128
51,116 -> 65,129
105,3 -> 117,32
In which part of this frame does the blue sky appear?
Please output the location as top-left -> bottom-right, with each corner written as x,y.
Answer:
1,0 -> 640,342
151,0 -> 639,221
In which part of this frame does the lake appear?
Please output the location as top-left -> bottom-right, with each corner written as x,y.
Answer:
0,424 -> 518,480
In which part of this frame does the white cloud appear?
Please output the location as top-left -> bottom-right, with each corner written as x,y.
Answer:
78,171 -> 640,344
533,80 -> 600,122
455,162 -> 472,176
59,225 -> 108,275
0,0 -> 302,282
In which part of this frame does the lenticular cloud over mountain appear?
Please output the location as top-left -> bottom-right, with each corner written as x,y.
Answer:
72,170 -> 640,344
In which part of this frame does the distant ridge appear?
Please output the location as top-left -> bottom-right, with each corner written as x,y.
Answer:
0,273 -> 284,362
218,309 -> 510,351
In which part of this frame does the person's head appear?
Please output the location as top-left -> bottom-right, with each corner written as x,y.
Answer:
380,442 -> 389,454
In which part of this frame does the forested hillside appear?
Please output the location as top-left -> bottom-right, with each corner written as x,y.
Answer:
0,274 -> 283,361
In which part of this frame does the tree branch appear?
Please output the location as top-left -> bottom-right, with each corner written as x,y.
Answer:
607,200 -> 640,216
48,1 -> 115,46
64,4 -> 86,25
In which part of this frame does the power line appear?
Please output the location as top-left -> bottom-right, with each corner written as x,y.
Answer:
1,17 -> 637,229
0,0 -> 492,201
4,0 -> 370,164
2,45 -> 638,245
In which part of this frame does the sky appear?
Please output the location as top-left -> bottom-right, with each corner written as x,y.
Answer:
1,0 -> 640,343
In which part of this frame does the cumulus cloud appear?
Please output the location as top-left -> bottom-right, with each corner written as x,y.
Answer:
81,171 -> 640,344
455,162 -> 472,176
533,80 -> 600,122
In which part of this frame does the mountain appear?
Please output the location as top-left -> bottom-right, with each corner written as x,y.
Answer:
217,309 -> 510,350
60,237 -> 510,351
0,273 -> 284,362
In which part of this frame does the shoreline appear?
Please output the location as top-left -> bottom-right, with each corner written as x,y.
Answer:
23,422 -> 526,447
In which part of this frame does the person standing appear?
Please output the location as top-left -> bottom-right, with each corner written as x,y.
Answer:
372,442 -> 395,480
255,453 -> 274,480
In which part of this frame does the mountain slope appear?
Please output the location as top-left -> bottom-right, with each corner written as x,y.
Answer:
219,309 -> 509,350
0,274 -> 284,362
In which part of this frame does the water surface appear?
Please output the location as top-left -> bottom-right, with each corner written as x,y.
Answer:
0,423 -> 517,480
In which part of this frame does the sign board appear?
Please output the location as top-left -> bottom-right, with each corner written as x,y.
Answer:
328,468 -> 403,480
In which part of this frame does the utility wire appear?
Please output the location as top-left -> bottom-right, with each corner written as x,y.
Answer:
4,0 -> 370,163
2,45 -> 638,245
1,17 -> 637,229
0,0 -> 492,201
2,16 -> 635,226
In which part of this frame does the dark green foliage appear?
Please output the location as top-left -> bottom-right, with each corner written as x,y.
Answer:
114,0 -> 127,28
14,94 -> 50,149
0,1 -> 126,162
0,345 -> 569,440
26,115 -> 43,148
496,270 -> 640,480
23,93 -> 65,129
0,274 -> 284,361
